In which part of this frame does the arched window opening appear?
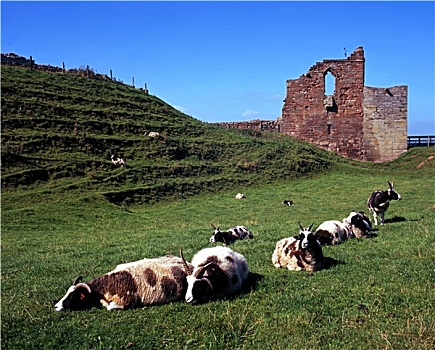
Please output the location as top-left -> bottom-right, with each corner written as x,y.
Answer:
324,71 -> 335,96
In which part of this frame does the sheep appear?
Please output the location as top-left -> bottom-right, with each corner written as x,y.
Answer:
315,212 -> 372,246
145,131 -> 161,138
367,181 -> 402,225
283,199 -> 294,206
314,220 -> 353,246
343,211 -> 372,238
209,223 -> 254,245
111,154 -> 126,167
235,193 -> 246,199
54,255 -> 193,311
272,224 -> 324,271
180,246 -> 249,303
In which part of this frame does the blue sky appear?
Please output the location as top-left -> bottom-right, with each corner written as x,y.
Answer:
2,1 -> 434,135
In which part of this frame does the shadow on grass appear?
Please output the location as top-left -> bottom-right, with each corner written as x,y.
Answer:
323,256 -> 345,270
384,216 -> 407,223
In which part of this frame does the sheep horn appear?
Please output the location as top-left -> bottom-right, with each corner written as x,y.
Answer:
73,276 -> 83,285
179,249 -> 192,276
210,223 -> 217,229
74,282 -> 91,294
308,223 -> 314,231
194,262 -> 214,279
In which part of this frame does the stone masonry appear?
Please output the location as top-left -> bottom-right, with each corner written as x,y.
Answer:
215,47 -> 408,162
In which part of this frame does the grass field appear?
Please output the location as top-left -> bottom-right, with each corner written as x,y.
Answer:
2,154 -> 434,350
1,64 -> 434,349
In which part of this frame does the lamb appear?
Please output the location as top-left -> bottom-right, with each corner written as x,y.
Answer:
272,224 -> 324,271
180,246 -> 249,303
283,199 -> 294,206
235,193 -> 246,199
54,255 -> 193,311
367,181 -> 402,225
209,223 -> 254,245
111,154 -> 126,167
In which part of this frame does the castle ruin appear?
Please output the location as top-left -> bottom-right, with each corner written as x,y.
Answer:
217,47 -> 408,162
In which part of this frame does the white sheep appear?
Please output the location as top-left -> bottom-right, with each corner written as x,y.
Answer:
180,246 -> 249,303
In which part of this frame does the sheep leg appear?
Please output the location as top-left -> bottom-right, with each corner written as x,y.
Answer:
372,212 -> 378,226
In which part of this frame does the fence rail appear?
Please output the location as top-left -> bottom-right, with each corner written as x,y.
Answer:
407,136 -> 435,148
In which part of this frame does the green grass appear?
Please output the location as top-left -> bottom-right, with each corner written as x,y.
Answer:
2,166 -> 434,350
1,64 -> 434,349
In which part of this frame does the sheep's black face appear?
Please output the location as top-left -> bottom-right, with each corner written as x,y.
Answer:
210,230 -> 223,243
54,285 -> 95,311
185,276 -> 213,303
299,230 -> 317,250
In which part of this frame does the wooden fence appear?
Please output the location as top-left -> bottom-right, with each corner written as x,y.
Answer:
407,135 -> 435,148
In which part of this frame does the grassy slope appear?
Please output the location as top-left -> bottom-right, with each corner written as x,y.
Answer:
1,65 -> 338,205
1,65 -> 434,349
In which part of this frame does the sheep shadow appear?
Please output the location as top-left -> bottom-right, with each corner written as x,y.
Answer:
384,216 -> 407,223
322,256 -> 345,270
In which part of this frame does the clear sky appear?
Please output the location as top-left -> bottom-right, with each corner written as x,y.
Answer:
2,1 -> 434,135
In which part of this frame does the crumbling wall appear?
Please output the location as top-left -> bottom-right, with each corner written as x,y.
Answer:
363,86 -> 408,162
213,119 -> 281,132
281,47 -> 366,160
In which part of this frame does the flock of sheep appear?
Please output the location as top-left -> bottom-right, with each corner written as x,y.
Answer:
54,181 -> 401,311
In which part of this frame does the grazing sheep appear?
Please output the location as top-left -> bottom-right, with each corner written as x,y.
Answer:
111,154 -> 126,167
54,255 -> 193,311
235,193 -> 246,199
283,199 -> 294,206
209,223 -> 254,245
180,246 -> 249,303
272,224 -> 324,271
145,131 -> 161,138
367,181 -> 402,225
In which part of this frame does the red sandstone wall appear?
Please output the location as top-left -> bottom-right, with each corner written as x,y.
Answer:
281,47 -> 365,160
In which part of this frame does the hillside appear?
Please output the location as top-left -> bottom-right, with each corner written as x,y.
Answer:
1,65 -> 342,205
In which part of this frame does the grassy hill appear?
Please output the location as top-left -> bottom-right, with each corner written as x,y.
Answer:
1,65 -> 345,205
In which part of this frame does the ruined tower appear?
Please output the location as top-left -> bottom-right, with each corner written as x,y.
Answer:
280,47 -> 408,162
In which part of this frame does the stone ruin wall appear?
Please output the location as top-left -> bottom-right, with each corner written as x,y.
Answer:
281,47 -> 366,160
215,47 -> 408,162
363,86 -> 408,162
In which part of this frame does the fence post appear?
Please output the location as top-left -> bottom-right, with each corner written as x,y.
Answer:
132,76 -> 135,87
63,62 -> 66,74
110,69 -> 113,80
30,56 -> 33,70
87,65 -> 90,78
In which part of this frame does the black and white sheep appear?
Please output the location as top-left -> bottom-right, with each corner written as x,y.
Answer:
283,199 -> 294,206
180,246 -> 249,303
54,255 -> 193,311
209,223 -> 254,245
315,211 -> 372,246
111,154 -> 126,167
343,211 -> 372,238
367,181 -> 402,225
314,220 -> 352,246
272,224 -> 324,271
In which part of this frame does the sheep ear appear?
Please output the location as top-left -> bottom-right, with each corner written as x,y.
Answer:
194,262 -> 214,279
